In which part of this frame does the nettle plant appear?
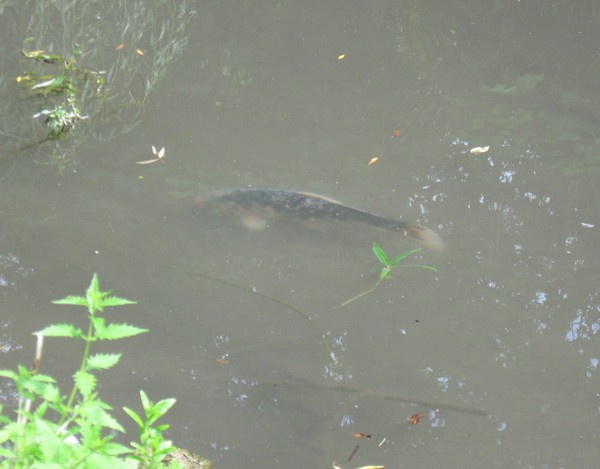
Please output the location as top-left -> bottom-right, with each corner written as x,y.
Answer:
0,274 -> 182,468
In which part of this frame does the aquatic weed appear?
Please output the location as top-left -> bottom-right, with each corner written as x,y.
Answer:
335,244 -> 438,308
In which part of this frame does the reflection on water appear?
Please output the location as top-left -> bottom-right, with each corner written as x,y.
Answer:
567,303 -> 600,342
1,0 -> 600,468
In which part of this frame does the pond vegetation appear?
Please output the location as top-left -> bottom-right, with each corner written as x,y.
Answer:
0,274 -> 213,468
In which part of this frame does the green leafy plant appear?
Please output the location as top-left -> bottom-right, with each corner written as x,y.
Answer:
124,391 -> 177,468
0,274 -> 188,468
335,244 -> 439,308
19,48 -> 97,141
2,2 -> 196,168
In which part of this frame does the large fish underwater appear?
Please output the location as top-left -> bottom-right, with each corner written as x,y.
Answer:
195,188 -> 444,252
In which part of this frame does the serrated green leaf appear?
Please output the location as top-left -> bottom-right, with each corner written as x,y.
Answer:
41,382 -> 61,403
101,296 -> 137,308
90,315 -> 106,334
21,373 -> 57,398
34,416 -> 64,462
33,400 -> 48,418
86,353 -> 122,371
52,295 -> 87,307
97,408 -> 125,432
35,323 -> 83,338
0,370 -> 18,380
85,273 -> 114,313
88,273 -> 100,295
372,243 -> 390,266
28,373 -> 56,384
96,323 -> 148,340
74,370 -> 97,398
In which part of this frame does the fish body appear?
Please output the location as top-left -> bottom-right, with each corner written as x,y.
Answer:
195,188 -> 443,251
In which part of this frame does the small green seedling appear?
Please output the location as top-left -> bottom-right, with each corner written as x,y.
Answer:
124,390 -> 177,468
335,243 -> 438,308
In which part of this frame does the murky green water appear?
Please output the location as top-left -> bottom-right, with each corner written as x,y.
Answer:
1,1 -> 599,467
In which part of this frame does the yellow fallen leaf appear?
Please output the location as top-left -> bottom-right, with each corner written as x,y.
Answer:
338,53 -> 346,60
368,157 -> 379,165
407,412 -> 424,425
136,48 -> 144,56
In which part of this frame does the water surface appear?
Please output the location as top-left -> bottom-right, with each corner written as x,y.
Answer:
1,1 -> 599,468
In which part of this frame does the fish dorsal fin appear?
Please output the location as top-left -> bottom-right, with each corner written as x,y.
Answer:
295,191 -> 346,206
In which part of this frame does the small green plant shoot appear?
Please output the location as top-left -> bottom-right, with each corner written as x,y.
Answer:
335,244 -> 439,308
0,274 -> 187,468
124,390 -> 177,468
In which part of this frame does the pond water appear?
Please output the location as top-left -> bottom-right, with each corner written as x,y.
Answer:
1,1 -> 599,468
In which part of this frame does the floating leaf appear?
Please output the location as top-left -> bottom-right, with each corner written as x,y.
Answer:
469,146 -> 490,154
407,413 -> 424,425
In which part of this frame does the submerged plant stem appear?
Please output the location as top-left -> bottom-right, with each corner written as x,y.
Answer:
275,373 -> 489,416
335,245 -> 438,308
333,279 -> 383,309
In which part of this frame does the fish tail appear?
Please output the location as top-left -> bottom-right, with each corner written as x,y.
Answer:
407,224 -> 444,253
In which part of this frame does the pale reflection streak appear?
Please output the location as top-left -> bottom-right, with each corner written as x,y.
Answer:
565,304 -> 600,343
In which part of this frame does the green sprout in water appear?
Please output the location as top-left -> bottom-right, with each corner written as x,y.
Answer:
335,244 -> 439,308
